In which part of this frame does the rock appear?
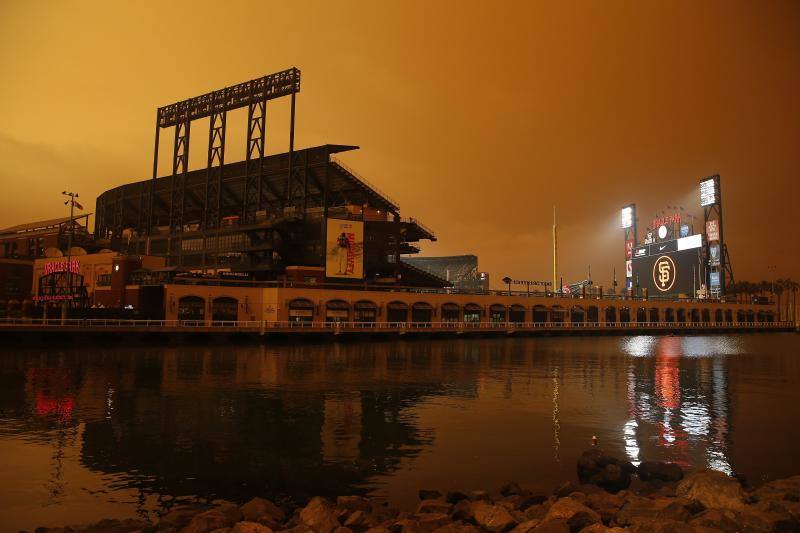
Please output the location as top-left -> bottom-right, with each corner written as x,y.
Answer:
529,518 -> 569,532
333,528 -> 353,533
445,491 -> 470,504
431,523 -> 480,533
501,482 -> 524,497
543,498 -> 600,526
416,500 -> 453,515
415,513 -> 451,533
231,522 -> 273,533
615,496 -> 691,526
182,509 -> 237,533
469,491 -> 490,501
566,511 -> 598,532
160,507 -> 201,530
364,528 -> 392,533
523,503 -> 550,522
687,508 -> 740,532
343,511 -> 365,528
675,469 -> 746,510
451,500 -> 473,522
509,519 -> 540,533
625,518 -> 694,532
472,501 -> 517,533
299,497 -> 340,533
637,462 -> 683,483
576,525 -> 625,533
516,494 -> 547,511
554,482 -> 578,498
217,503 -> 245,524
419,490 -> 443,501
576,449 -> 636,493
584,491 -> 622,512
337,496 -> 372,513
751,474 -> 800,502
241,498 -> 286,525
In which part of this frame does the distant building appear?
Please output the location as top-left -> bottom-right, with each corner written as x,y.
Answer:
402,255 -> 489,291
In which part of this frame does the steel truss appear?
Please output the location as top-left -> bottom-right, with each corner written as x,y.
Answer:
145,68 -> 300,266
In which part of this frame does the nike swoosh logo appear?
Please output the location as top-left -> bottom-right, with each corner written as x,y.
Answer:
659,245 -> 666,250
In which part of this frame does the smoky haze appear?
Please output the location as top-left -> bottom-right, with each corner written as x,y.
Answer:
0,0 -> 798,287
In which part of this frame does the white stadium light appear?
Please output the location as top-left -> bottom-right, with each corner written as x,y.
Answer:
700,177 -> 717,206
621,205 -> 634,229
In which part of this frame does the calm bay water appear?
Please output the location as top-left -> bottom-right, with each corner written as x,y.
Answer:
1,334 -> 799,531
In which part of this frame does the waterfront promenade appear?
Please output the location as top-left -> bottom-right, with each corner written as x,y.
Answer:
0,317 -> 793,339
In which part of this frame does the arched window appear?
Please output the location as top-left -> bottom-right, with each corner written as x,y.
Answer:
702,309 -> 711,323
326,300 -> 350,323
605,307 -> 617,325
649,308 -> 660,323
441,303 -> 460,322
212,297 -> 238,321
387,301 -> 408,324
619,307 -> 631,323
288,298 -> 314,323
664,308 -> 675,323
586,306 -> 599,324
178,296 -> 205,321
570,306 -> 585,324
714,309 -> 723,323
411,302 -> 433,324
509,304 -> 526,324
489,304 -> 506,324
463,303 -> 482,323
533,305 -> 549,323
354,300 -> 378,323
636,307 -> 647,323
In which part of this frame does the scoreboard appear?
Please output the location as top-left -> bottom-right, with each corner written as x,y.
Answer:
631,234 -> 703,297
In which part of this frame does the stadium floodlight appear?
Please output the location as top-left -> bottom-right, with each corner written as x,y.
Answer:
621,205 -> 634,229
700,176 -> 718,206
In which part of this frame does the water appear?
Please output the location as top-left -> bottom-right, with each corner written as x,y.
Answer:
1,334 -> 799,532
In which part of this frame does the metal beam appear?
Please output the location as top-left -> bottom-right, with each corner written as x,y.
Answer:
158,68 -> 300,128
204,109 -> 226,229
243,98 -> 266,224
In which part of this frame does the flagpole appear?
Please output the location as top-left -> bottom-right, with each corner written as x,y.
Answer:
61,191 -> 78,324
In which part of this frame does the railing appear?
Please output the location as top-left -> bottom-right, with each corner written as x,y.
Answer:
0,318 -> 792,331
329,156 -> 400,210
163,276 -> 776,306
404,217 -> 436,239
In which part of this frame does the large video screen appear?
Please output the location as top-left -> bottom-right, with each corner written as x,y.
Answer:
631,236 -> 703,297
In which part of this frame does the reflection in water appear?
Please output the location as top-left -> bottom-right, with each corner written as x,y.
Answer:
1,335 -> 799,531
621,336 -> 733,473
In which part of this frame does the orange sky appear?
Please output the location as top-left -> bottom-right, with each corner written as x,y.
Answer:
1,0 -> 798,286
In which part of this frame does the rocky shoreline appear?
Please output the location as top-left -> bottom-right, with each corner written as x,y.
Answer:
31,449 -> 800,533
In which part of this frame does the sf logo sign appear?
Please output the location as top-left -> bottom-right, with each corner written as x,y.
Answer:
652,255 -> 676,292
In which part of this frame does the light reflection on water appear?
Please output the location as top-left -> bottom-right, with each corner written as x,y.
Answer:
0,334 -> 799,532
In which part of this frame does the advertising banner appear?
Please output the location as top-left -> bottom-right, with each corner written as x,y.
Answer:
706,220 -> 720,242
625,239 -> 634,260
326,218 -> 364,279
709,243 -> 721,266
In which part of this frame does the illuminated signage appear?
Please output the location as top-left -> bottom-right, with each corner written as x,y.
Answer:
677,234 -> 702,250
709,272 -> 721,287
706,220 -> 720,242
625,260 -> 632,278
680,224 -> 690,238
32,294 -> 74,302
43,259 -> 81,276
621,205 -> 634,229
709,243 -> 720,266
651,213 -> 681,232
657,225 -> 668,240
700,177 -> 718,206
634,246 -> 648,258
625,239 -> 634,259
652,255 -> 677,292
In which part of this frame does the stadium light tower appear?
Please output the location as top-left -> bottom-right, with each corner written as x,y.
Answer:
621,204 -> 637,290
699,174 -> 733,297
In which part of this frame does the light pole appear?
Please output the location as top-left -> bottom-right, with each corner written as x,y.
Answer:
60,191 -> 79,324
